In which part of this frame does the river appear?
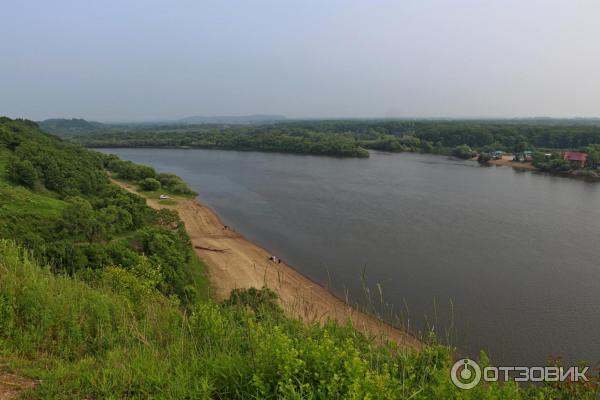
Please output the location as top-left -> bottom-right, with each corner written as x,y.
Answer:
99,148 -> 600,367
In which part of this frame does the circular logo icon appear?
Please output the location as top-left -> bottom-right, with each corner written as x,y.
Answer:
451,358 -> 482,389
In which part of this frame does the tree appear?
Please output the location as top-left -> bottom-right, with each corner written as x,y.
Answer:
42,158 -> 65,193
139,178 -> 161,191
452,145 -> 476,159
7,158 -> 38,189
58,197 -> 97,240
478,153 -> 491,164
97,205 -> 133,234
585,144 -> 600,168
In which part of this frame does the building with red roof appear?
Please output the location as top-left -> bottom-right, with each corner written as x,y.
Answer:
562,151 -> 588,167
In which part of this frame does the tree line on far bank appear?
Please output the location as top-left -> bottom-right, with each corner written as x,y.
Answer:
66,119 -> 600,160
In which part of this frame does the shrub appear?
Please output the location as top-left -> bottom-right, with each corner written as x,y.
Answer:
0,241 -> 597,399
452,144 -> 476,159
7,157 -> 38,189
478,153 -> 492,164
139,177 -> 161,191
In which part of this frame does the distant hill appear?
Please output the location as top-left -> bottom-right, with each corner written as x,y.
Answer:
38,118 -> 105,136
176,114 -> 287,124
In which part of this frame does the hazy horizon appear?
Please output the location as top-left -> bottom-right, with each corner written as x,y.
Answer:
31,115 -> 600,125
2,0 -> 599,121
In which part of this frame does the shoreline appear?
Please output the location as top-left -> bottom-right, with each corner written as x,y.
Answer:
113,180 -> 422,351
487,155 -> 537,170
486,155 -> 600,179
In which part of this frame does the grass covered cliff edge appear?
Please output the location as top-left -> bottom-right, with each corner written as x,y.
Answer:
0,118 -> 596,398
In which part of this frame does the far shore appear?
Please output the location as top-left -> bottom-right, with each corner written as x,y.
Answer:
487,155 -> 537,170
113,179 -> 422,351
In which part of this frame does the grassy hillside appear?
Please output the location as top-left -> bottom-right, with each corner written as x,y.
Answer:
0,117 -> 596,398
2,241 -> 595,399
0,117 -> 208,304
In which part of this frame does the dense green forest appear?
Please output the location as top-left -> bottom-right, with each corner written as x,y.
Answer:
67,119 -> 600,160
72,126 -> 370,158
0,118 -> 596,398
0,117 -> 204,304
38,118 -> 105,137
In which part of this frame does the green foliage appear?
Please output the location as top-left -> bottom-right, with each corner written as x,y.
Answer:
478,153 -> 491,164
74,127 -> 370,158
362,134 -> 422,153
223,287 -> 283,318
533,152 -> 574,172
452,144 -> 476,159
1,117 -> 597,397
156,172 -> 196,194
72,119 -> 600,160
0,242 -> 596,399
38,118 -> 105,137
0,117 -> 208,305
139,177 -> 161,191
58,197 -> 97,240
7,157 -> 38,188
0,120 -> 108,196
585,144 -> 600,168
102,154 -> 196,195
106,157 -> 156,181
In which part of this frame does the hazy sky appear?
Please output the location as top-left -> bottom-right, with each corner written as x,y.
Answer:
2,0 -> 599,121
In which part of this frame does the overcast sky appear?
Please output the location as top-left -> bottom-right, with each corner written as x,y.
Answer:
1,0 -> 599,122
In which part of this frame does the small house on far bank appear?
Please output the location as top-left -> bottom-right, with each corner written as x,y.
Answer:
562,151 -> 588,168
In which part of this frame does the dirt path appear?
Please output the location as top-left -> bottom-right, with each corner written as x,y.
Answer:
0,370 -> 36,400
115,180 -> 421,350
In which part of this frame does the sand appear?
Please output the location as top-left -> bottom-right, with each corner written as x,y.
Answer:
488,155 -> 537,170
114,180 -> 421,350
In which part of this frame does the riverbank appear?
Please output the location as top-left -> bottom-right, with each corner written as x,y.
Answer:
486,154 -> 600,179
487,155 -> 537,170
113,180 -> 421,350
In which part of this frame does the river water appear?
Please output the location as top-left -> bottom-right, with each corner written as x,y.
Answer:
100,148 -> 600,367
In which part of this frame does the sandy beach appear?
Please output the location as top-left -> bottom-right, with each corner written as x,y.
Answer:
114,180 -> 421,350
488,155 -> 537,170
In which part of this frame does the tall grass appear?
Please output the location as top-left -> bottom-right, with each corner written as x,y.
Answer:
0,240 -> 596,399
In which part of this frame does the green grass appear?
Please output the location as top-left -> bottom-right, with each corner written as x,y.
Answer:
0,240 -> 596,399
0,178 -> 67,243
0,184 -> 66,218
0,147 -> 10,181
0,148 -> 66,220
157,198 -> 177,205
187,251 -> 210,301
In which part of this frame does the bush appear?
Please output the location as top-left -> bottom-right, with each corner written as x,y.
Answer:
7,157 -> 38,188
156,173 -> 195,195
139,177 -> 161,191
452,144 -> 476,159
223,287 -> 282,318
478,153 -> 492,164
0,241 -> 597,399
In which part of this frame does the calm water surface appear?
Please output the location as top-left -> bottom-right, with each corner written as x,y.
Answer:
101,148 -> 600,366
